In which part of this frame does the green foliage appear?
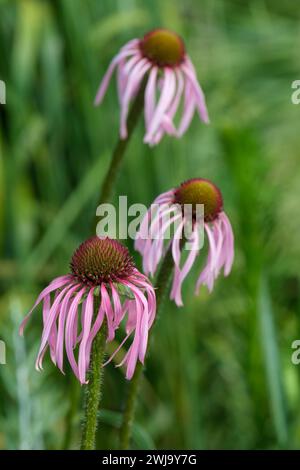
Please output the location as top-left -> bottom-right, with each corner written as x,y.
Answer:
0,0 -> 300,450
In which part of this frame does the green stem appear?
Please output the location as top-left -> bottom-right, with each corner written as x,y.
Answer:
119,247 -> 175,450
80,313 -> 107,450
81,82 -> 145,449
93,83 -> 145,227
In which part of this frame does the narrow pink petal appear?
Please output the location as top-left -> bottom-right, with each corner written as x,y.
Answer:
195,261 -> 214,294
117,59 -> 127,101
65,287 -> 86,381
195,221 -> 223,295
154,189 -> 176,204
139,205 -> 179,275
145,67 -> 158,129
134,209 -> 151,253
148,213 -> 182,276
100,284 -> 115,342
76,295 -> 87,346
178,80 -> 196,136
78,288 -> 95,384
129,273 -> 156,327
148,210 -> 181,275
167,69 -> 185,122
135,198 -> 174,252
41,296 -> 52,360
144,68 -> 176,144
120,58 -> 151,138
152,69 -> 184,143
110,282 -> 123,327
35,284 -> 72,370
170,228 -> 199,306
56,284 -> 80,373
182,59 -> 209,123
120,38 -> 140,51
109,273 -> 156,379
205,224 -> 218,271
123,54 -> 141,76
120,280 -> 149,365
221,212 -> 234,275
103,330 -> 132,367
94,48 -> 137,106
172,219 -> 185,267
124,299 -> 142,379
84,293 -> 105,370
214,220 -> 225,275
19,275 -> 72,336
124,300 -> 137,335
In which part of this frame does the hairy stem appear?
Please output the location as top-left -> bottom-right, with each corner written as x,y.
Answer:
119,248 -> 174,449
80,312 -> 107,450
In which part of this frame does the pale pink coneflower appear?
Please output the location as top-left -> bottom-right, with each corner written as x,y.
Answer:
135,178 -> 234,306
20,237 -> 156,383
95,28 -> 209,146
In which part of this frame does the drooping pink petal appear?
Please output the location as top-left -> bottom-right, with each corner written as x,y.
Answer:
221,212 -> 234,275
103,329 -> 132,367
100,284 -> 115,342
120,58 -> 151,138
152,68 -> 185,144
19,275 -> 73,336
178,79 -> 196,136
36,284 -> 73,370
148,212 -> 182,276
144,68 -> 176,144
84,294 -> 105,371
117,59 -> 127,101
65,287 -> 87,381
56,284 -> 80,373
144,66 -> 158,129
94,48 -> 137,106
78,288 -> 95,384
154,189 -> 176,204
146,210 -> 182,276
182,58 -> 209,123
194,212 -> 234,294
130,274 -> 157,327
120,280 -> 150,371
119,298 -> 142,380
117,299 -> 134,335
170,227 -> 199,306
171,218 -> 185,268
41,295 -> 53,362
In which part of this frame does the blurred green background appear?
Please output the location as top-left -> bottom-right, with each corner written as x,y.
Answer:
1,0 -> 300,450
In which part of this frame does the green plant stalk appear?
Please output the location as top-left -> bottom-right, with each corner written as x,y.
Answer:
119,247 -> 175,449
94,82 -> 145,226
81,83 -> 146,450
80,310 -> 107,450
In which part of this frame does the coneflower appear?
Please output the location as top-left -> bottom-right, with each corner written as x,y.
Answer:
95,28 -> 209,146
135,178 -> 234,306
20,237 -> 156,383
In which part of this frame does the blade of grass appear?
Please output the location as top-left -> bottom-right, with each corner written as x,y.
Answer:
258,273 -> 289,447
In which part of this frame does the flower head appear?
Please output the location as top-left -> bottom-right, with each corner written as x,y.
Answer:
95,28 -> 209,146
135,178 -> 234,306
20,237 -> 156,383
